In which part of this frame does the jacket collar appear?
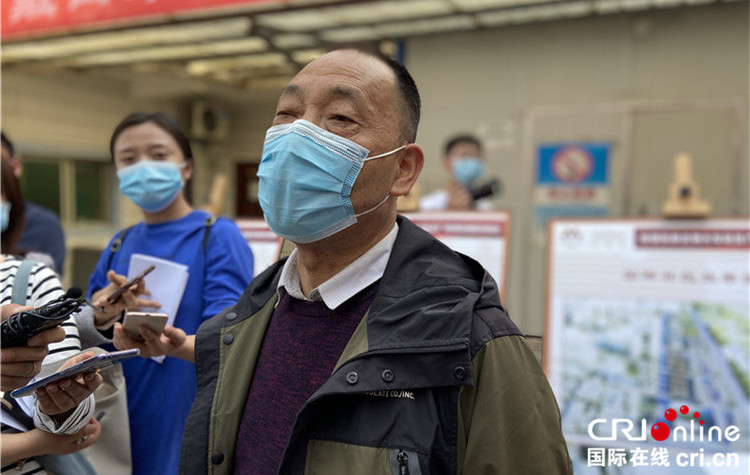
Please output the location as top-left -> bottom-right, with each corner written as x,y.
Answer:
233,215 -> 504,353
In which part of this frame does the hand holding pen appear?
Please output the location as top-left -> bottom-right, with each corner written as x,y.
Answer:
89,269 -> 161,328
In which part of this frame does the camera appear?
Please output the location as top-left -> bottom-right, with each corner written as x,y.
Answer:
1,293 -> 83,348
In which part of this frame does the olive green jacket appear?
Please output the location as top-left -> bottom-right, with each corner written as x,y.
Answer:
180,216 -> 572,474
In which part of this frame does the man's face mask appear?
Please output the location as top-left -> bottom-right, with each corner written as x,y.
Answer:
257,119 -> 405,243
452,157 -> 484,187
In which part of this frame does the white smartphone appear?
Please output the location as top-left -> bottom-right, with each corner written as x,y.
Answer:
122,311 -> 168,341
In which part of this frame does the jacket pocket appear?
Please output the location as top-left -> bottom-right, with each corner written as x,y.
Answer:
305,439 -> 423,475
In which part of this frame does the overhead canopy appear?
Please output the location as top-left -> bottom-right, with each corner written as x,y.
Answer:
2,0 -> 279,40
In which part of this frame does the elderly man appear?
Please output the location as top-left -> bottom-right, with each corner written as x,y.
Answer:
177,49 -> 571,474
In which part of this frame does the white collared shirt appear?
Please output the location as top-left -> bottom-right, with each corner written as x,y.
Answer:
278,223 -> 399,310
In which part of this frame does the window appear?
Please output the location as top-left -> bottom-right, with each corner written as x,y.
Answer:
20,156 -> 112,224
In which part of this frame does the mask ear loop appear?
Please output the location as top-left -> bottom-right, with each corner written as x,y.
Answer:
354,144 -> 406,217
363,145 -> 407,162
354,194 -> 391,218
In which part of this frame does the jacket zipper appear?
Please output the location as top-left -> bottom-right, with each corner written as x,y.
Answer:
397,449 -> 410,475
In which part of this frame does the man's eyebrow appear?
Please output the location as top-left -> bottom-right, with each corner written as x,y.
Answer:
280,85 -> 303,98
326,85 -> 363,103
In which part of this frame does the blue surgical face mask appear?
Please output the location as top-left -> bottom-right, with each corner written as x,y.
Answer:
1,202 -> 10,233
453,157 -> 484,187
258,119 -> 405,243
117,160 -> 185,213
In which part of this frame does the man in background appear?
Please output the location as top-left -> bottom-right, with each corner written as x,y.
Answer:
420,134 -> 496,211
1,132 -> 66,275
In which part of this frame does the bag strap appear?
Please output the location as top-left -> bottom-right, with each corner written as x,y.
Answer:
107,226 -> 133,270
11,260 -> 35,305
202,216 -> 216,255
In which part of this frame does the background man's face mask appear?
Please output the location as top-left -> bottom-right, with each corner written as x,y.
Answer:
452,157 -> 484,187
117,160 -> 186,213
257,119 -> 405,243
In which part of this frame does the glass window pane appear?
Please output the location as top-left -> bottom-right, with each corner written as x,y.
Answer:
75,161 -> 108,221
19,160 -> 61,216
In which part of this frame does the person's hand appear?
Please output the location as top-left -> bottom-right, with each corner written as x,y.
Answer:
446,180 -> 473,210
113,323 -> 186,358
90,271 -> 160,326
30,418 -> 101,454
1,304 -> 66,391
36,352 -> 103,417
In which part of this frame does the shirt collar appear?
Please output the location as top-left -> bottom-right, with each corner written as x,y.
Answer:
278,222 -> 399,310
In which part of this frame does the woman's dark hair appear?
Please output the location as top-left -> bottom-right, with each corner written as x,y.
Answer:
109,112 -> 193,162
1,158 -> 26,254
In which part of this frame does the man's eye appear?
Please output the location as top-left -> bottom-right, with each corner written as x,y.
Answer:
332,115 -> 353,122
153,153 -> 167,160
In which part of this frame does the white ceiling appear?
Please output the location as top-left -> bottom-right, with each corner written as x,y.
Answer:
1,0 -> 740,90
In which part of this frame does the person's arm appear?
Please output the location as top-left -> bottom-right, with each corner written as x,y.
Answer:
33,352 -> 102,434
201,219 -> 254,320
112,323 -> 195,363
1,419 -> 101,465
458,335 -> 573,474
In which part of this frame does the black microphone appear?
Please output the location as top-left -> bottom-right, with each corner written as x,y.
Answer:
65,287 -> 83,299
470,179 -> 502,201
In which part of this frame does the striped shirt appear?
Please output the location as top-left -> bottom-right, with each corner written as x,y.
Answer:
0,256 -> 81,360
1,256 -> 90,474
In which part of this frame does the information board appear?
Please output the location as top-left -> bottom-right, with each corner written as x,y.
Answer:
546,218 -> 749,474
234,219 -> 281,277
404,211 -> 511,301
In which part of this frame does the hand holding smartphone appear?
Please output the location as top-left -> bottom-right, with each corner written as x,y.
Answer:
106,265 -> 156,305
122,312 -> 168,341
10,349 -> 139,398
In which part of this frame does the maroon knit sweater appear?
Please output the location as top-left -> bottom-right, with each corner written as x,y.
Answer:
233,283 -> 378,474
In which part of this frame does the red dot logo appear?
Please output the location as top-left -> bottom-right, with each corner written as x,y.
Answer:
680,405 -> 689,415
651,422 -> 670,441
693,411 -> 700,419
665,409 -> 677,421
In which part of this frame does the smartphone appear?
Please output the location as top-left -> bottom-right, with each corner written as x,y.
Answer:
106,265 -> 156,305
122,311 -> 168,341
10,349 -> 140,398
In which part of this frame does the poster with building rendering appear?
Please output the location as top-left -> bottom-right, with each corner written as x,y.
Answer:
546,218 -> 749,474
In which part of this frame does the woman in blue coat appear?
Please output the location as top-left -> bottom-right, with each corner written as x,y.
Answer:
87,112 -> 254,475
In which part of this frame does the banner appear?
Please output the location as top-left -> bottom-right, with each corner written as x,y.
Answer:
545,218 -> 750,473
234,219 -> 281,278
2,0 -> 274,39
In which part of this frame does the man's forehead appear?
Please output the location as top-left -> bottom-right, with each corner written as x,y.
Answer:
280,83 -> 365,103
280,51 -> 394,101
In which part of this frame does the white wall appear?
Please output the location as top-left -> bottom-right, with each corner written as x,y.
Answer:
405,3 -> 748,334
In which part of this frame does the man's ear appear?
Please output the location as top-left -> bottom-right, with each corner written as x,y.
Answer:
442,155 -> 452,175
390,144 -> 424,197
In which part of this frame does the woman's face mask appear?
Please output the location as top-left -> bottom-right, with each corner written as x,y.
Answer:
117,160 -> 186,213
257,119 -> 405,243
